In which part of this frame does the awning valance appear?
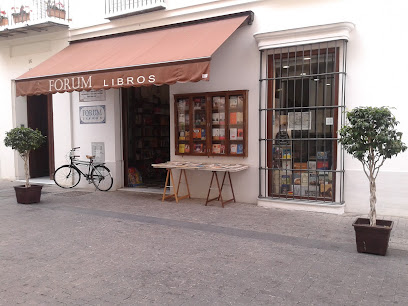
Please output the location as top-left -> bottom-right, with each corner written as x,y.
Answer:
15,14 -> 249,96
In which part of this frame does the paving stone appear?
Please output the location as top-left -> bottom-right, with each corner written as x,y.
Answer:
0,179 -> 407,305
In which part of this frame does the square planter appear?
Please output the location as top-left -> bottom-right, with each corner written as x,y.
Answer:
352,217 -> 393,256
14,184 -> 43,204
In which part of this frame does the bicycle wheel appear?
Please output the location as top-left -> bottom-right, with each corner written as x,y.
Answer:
54,165 -> 81,188
91,165 -> 113,191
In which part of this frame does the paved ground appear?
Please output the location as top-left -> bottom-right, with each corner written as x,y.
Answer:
0,179 -> 407,305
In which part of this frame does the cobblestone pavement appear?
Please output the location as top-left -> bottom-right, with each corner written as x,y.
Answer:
0,179 -> 407,305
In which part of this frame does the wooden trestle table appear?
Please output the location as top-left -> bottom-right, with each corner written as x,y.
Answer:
152,161 -> 249,207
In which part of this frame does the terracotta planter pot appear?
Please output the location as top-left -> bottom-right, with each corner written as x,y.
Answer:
47,8 -> 66,19
352,217 -> 393,256
12,12 -> 30,23
0,18 -> 8,26
14,184 -> 43,204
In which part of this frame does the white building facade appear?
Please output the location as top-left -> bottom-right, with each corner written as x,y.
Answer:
1,0 -> 408,217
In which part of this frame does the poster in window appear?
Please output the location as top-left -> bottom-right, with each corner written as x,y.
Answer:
288,111 -> 312,130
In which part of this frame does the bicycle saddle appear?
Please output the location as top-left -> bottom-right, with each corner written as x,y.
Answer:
86,155 -> 95,159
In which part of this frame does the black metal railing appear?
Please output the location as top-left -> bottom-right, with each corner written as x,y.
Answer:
105,0 -> 165,16
0,0 -> 70,28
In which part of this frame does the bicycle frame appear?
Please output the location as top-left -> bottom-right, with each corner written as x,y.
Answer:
69,158 -> 103,181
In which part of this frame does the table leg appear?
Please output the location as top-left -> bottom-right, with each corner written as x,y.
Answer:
205,171 -> 235,208
161,169 -> 180,203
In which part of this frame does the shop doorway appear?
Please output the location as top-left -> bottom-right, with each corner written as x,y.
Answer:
27,94 -> 55,179
122,86 -> 170,188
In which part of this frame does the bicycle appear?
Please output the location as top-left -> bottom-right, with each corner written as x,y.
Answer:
54,147 -> 113,191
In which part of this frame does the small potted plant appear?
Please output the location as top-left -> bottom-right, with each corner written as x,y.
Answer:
339,106 -> 407,255
4,127 -> 46,204
46,1 -> 65,19
0,10 -> 8,26
11,5 -> 31,23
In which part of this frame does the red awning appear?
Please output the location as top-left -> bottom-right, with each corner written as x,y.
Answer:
15,14 -> 250,96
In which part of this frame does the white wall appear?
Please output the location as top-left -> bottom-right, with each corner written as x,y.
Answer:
70,89 -> 123,190
0,31 -> 69,179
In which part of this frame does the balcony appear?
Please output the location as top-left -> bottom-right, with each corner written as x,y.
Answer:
105,0 -> 166,20
0,0 -> 70,38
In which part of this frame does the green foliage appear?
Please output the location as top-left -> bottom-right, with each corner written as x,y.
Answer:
339,107 -> 406,165
4,127 -> 46,155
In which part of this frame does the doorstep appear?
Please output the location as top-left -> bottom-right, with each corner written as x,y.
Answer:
16,177 -> 55,185
257,197 -> 345,215
118,186 -> 163,194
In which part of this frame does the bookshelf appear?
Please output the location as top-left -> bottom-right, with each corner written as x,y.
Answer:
175,90 -> 248,157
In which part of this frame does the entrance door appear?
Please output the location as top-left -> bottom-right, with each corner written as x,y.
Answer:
27,95 -> 55,178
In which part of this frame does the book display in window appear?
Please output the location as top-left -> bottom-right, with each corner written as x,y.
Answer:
211,95 -> 227,155
176,98 -> 190,154
227,94 -> 246,155
174,90 -> 248,156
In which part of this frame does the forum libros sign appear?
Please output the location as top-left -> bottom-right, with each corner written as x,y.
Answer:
48,75 -> 156,91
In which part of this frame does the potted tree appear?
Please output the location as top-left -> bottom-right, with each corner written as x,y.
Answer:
0,10 -> 8,26
4,127 -> 46,204
339,106 -> 407,255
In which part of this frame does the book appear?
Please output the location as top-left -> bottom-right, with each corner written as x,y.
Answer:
230,128 -> 237,140
237,95 -> 244,108
281,184 -> 291,194
301,173 -> 309,185
230,112 -> 237,124
219,97 -> 225,110
179,144 -> 185,153
193,102 -> 201,110
178,100 -> 186,111
318,173 -> 332,184
282,160 -> 291,170
308,161 -> 316,170
317,161 -> 329,170
194,143 -> 203,153
185,130 -> 190,140
184,144 -> 190,153
293,185 -> 301,196
302,186 -> 319,197
178,113 -> 185,123
281,174 -> 291,185
230,96 -> 238,108
220,144 -> 226,154
230,144 -> 237,154
282,148 -> 291,159
212,128 -> 220,140
293,172 -> 301,185
193,128 -> 201,139
212,96 -> 220,109
201,128 -> 206,140
212,113 -> 219,124
237,128 -> 244,140
219,112 -> 225,125
317,151 -> 329,160
219,128 -> 225,140
179,131 -> 185,140
237,144 -> 244,154
309,173 -> 318,186
320,183 -> 333,197
294,162 -> 308,169
236,112 -> 243,124
212,144 -> 221,154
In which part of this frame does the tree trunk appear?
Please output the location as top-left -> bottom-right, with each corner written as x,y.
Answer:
23,153 -> 30,188
369,177 -> 377,226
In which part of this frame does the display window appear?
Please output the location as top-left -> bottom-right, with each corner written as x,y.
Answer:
261,41 -> 347,202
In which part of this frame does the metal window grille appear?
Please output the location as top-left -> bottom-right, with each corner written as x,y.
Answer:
258,40 -> 347,204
